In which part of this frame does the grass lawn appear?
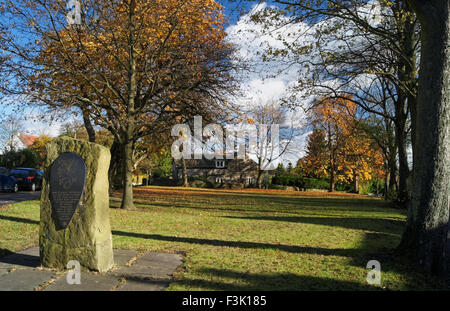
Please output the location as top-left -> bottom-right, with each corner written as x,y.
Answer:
0,186 -> 447,290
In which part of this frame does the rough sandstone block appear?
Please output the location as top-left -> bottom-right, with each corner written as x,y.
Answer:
39,137 -> 114,272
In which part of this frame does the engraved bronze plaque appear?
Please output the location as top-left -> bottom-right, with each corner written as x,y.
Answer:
50,153 -> 87,229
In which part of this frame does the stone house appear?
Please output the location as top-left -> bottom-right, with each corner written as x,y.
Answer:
172,156 -> 260,188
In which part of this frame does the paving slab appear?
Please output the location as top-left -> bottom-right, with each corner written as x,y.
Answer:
0,248 -> 183,291
0,269 -> 55,291
0,269 -> 8,278
45,272 -> 120,291
17,247 -> 39,257
113,249 -> 138,267
0,248 -> 40,269
113,252 -> 183,280
116,278 -> 169,291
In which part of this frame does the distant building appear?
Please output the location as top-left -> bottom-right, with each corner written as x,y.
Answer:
0,133 -> 39,153
172,155 -> 259,188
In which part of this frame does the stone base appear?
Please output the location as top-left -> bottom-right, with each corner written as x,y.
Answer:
39,137 -> 114,272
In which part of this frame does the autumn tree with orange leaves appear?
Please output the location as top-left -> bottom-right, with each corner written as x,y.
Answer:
1,0 -> 237,209
30,136 -> 53,169
303,97 -> 385,192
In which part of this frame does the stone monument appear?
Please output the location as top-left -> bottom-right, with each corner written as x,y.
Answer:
39,137 -> 114,272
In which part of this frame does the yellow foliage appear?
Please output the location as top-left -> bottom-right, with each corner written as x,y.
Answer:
304,95 -> 385,184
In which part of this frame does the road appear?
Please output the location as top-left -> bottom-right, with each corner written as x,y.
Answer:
0,191 -> 41,206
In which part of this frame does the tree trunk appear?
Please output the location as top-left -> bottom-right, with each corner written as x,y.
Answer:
120,140 -> 135,210
353,170 -> 359,194
385,116 -> 399,199
82,108 -> 96,143
257,170 -> 263,189
402,0 -> 419,174
108,139 -> 123,190
399,0 -> 450,278
181,157 -> 189,187
387,152 -> 399,195
120,0 -> 137,210
394,5 -> 417,207
409,94 -> 418,172
329,168 -> 335,192
384,170 -> 389,200
394,106 -> 410,207
388,159 -> 398,193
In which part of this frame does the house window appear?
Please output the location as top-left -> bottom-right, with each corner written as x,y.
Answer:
215,177 -> 224,184
215,160 -> 225,168
247,177 -> 254,185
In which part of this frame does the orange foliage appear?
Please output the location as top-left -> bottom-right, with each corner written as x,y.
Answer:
30,136 -> 52,160
304,96 -> 385,185
33,0 -> 232,134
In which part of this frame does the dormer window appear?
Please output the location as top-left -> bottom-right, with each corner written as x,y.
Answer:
215,160 -> 225,168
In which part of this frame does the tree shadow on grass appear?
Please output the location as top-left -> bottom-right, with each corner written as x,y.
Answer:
118,197 -> 398,216
222,215 -> 404,234
121,190 -> 396,214
112,230 -> 393,259
172,268 -> 376,291
112,230 -> 446,289
130,200 -> 296,215
0,214 -> 39,225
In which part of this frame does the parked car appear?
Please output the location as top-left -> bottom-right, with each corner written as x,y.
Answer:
0,167 -> 8,175
0,174 -> 18,193
8,168 -> 43,191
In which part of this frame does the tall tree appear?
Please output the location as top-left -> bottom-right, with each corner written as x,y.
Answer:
1,0 -> 237,209
245,99 -> 296,188
306,96 -> 384,192
307,97 -> 356,191
0,115 -> 24,152
361,112 -> 398,199
399,0 -> 450,278
302,128 -> 328,179
30,135 -> 52,169
340,120 -> 385,193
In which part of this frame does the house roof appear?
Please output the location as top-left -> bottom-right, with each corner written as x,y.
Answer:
18,133 -> 39,148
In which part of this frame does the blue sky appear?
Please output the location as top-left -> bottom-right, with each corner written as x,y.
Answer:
219,0 -> 270,24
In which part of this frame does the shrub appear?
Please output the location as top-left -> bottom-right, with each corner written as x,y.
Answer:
335,182 -> 352,192
368,180 -> 385,194
303,178 -> 329,190
269,184 -> 287,190
272,176 -> 305,187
